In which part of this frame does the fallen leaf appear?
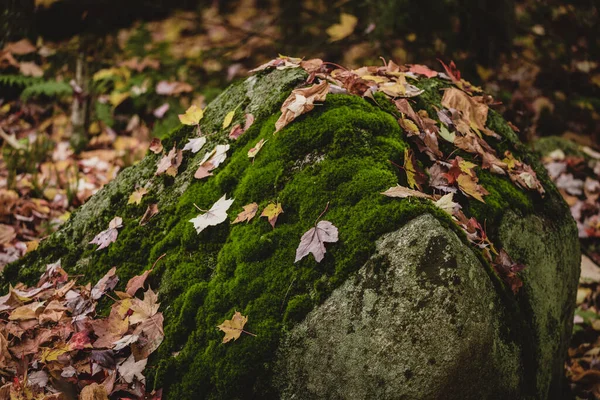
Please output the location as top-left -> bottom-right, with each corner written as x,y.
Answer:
248,138 -> 267,159
457,174 -> 488,203
132,313 -> 164,360
182,137 -> 207,153
118,354 -> 147,384
128,187 -> 148,205
189,195 -> 234,234
222,110 -> 235,129
232,203 -> 259,224
441,88 -> 488,133
408,64 -> 438,78
79,383 -> 109,400
0,224 -> 16,245
89,217 -> 123,251
434,193 -> 462,215
91,267 -> 118,300
492,249 -> 526,294
149,138 -> 163,154
19,62 -> 43,77
217,311 -> 250,343
403,148 -> 428,190
194,144 -> 230,179
153,103 -> 170,119
178,105 -> 204,125
3,39 -> 36,55
275,81 -> 329,132
260,202 -> 283,228
382,185 -> 432,199
156,146 -> 183,176
155,80 -> 193,95
139,203 -> 159,226
295,220 -> 339,263
326,13 -> 358,42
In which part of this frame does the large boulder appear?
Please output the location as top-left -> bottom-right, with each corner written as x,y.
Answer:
3,64 -> 579,399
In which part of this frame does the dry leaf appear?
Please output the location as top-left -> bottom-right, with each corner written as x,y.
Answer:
295,220 -> 339,263
232,203 -> 259,224
326,13 -> 358,42
222,110 -> 235,129
139,203 -> 159,226
260,202 -> 283,228
156,146 -> 183,176
149,138 -> 163,154
248,138 -> 267,159
182,137 -> 207,153
217,311 -> 250,343
156,80 -> 193,95
194,144 -> 230,179
189,195 -> 234,234
118,354 -> 147,384
128,187 -> 148,205
79,383 -> 109,400
178,105 -> 204,125
382,185 -> 432,199
275,81 -> 329,132
89,217 -> 123,251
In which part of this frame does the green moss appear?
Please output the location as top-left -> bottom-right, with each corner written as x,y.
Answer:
1,69 -> 571,399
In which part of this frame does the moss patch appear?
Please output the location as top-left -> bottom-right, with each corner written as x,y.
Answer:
1,68 -> 571,399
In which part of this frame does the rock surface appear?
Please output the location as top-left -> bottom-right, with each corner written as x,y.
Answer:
3,67 -> 580,399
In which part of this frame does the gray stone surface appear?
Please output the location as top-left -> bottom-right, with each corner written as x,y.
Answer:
275,214 -> 524,400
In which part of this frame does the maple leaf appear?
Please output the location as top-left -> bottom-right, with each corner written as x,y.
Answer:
118,354 -> 147,384
149,138 -> 163,154
248,138 -> 267,159
194,144 -> 230,179
403,148 -> 428,190
156,146 -> 183,177
156,80 -> 193,96
132,313 -> 164,360
408,64 -> 438,78
91,267 -> 118,300
232,203 -> 259,224
8,302 -> 44,321
295,220 -> 339,263
139,203 -> 159,226
90,307 -> 129,349
434,193 -> 462,215
326,13 -> 358,42
492,249 -> 526,294
89,217 -> 123,251
182,137 -> 207,153
229,113 -> 254,140
457,174 -> 488,203
381,185 -> 432,199
441,88 -> 489,134
178,105 -> 204,125
126,270 -> 152,297
275,80 -> 329,132
80,383 -> 110,400
217,311 -> 254,343
128,187 -> 148,205
189,195 -> 234,234
130,288 -> 160,324
260,202 -> 283,228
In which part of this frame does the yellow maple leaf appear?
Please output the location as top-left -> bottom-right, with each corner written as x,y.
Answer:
403,148 -> 423,190
40,343 -> 70,363
178,105 -> 204,125
217,311 -> 253,343
260,202 -> 283,228
128,187 -> 148,205
457,174 -> 487,203
326,13 -> 358,42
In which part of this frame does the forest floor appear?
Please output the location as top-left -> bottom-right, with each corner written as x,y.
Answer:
0,1 -> 599,398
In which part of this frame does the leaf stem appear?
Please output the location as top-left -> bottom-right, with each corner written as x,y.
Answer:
314,201 -> 330,226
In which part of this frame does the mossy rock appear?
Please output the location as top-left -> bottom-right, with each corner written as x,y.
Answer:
3,68 -> 579,399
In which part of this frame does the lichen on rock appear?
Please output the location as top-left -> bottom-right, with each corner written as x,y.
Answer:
2,62 -> 579,399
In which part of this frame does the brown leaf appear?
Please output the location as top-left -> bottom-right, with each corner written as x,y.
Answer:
139,203 -> 159,226
456,174 -> 488,203
91,267 -> 118,300
275,81 -> 329,132
155,80 -> 193,96
19,62 -> 43,77
79,383 -> 109,400
132,313 -> 164,360
127,187 -> 148,205
232,203 -> 259,224
441,88 -> 488,133
149,138 -> 163,154
155,146 -> 183,176
125,270 -> 152,297
382,185 -> 432,199
3,39 -> 36,55
408,64 -> 438,78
